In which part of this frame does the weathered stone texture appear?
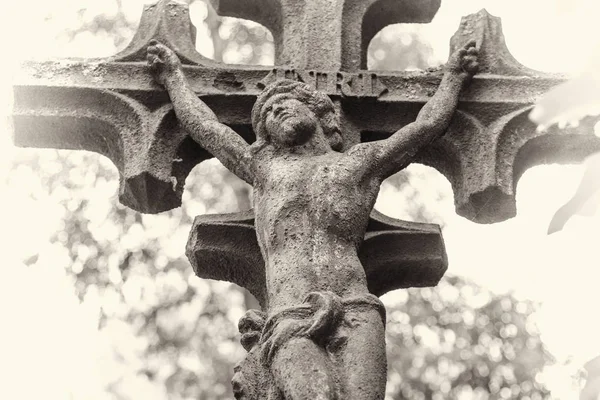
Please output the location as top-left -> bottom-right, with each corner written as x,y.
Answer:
186,210 -> 446,309
149,28 -> 473,397
11,1 -> 600,398
13,1 -> 600,221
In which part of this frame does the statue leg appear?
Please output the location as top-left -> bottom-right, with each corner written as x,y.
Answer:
270,327 -> 338,399
336,307 -> 387,400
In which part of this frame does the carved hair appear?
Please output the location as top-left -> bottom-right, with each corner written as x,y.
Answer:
251,79 -> 337,148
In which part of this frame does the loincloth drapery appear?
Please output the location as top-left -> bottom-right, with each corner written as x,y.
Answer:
238,291 -> 386,365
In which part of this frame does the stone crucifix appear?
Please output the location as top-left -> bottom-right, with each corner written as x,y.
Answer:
147,37 -> 478,398
12,0 -> 600,399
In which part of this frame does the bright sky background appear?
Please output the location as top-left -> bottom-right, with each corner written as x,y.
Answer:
1,0 -> 600,399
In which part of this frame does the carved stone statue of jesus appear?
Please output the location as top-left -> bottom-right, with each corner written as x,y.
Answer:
148,40 -> 478,400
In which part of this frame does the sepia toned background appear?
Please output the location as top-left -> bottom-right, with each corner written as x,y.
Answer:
1,0 -> 599,399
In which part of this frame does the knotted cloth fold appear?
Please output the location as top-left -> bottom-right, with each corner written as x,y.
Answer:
258,291 -> 385,365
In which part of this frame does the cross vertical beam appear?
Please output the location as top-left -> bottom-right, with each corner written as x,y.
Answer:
210,0 -> 440,70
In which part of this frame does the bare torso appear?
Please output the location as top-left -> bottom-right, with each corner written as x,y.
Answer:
147,37 -> 479,400
252,149 -> 381,311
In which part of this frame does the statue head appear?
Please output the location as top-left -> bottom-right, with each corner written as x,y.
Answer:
251,80 -> 343,151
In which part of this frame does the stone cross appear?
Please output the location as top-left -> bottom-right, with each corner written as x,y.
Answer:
12,0 -> 600,398
14,1 -> 600,219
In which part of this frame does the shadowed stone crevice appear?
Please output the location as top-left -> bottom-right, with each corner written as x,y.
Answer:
361,211 -> 447,293
500,112 -> 600,183
208,0 -> 283,38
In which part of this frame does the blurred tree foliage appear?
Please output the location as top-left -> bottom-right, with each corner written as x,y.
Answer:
10,1 -> 552,399
385,277 -> 549,399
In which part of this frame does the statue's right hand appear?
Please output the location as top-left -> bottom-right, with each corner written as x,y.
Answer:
147,40 -> 182,86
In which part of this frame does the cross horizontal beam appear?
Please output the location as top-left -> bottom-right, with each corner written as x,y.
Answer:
14,60 -> 564,104
12,1 -> 600,223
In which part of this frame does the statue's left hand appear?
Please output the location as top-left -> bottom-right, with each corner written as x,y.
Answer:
147,40 -> 182,86
447,39 -> 479,79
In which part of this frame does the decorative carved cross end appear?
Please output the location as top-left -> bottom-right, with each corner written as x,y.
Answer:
12,0 -> 220,213
432,9 -> 600,222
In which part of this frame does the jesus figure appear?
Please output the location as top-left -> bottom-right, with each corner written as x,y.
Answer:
147,39 -> 478,400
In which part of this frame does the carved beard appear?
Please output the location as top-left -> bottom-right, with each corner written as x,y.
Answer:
278,115 -> 316,147
327,130 -> 343,152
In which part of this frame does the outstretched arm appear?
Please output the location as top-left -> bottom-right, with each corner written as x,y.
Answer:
355,40 -> 478,180
147,40 -> 254,184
